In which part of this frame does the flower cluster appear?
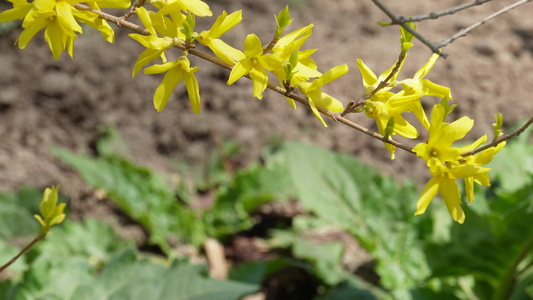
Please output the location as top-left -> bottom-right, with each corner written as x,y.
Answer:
1,0 -> 509,224
0,0 -> 130,60
412,102 -> 505,223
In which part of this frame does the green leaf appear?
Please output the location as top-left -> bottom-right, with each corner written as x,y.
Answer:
284,142 -> 431,291
205,152 -> 294,240
72,250 -> 258,300
0,189 -> 41,238
51,147 -> 203,250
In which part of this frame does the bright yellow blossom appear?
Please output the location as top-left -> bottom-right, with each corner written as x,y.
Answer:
296,64 -> 348,127
197,10 -> 245,65
413,104 -> 501,224
227,34 -> 282,100
357,58 -> 417,159
129,7 -> 176,77
144,56 -> 200,113
389,53 -> 452,130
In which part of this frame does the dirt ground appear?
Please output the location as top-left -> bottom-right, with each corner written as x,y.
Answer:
0,0 -> 532,241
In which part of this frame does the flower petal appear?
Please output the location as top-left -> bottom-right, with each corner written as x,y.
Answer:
414,53 -> 439,79
227,60 -> 250,85
244,34 -> 263,58
183,71 -> 201,114
439,177 -> 465,224
356,59 -> 377,88
250,66 -> 268,100
415,176 -> 440,216
153,67 -> 182,111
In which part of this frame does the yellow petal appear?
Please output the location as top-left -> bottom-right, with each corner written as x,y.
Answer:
209,38 -> 246,64
183,72 -> 201,114
153,67 -> 182,111
244,34 -> 263,58
306,89 -> 344,112
439,177 -> 465,224
56,1 -> 82,34
227,60 -> 250,85
308,98 -> 327,127
465,176 -> 474,204
211,10 -> 242,38
144,61 -> 180,74
132,48 -> 163,77
17,16 -> 48,49
180,0 -> 212,17
250,66 -> 268,100
45,19 -> 66,60
415,176 -> 439,216
135,7 -> 157,36
414,53 -> 439,80
356,59 -> 378,88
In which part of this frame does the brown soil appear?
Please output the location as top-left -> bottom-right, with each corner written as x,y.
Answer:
1,0 -> 532,258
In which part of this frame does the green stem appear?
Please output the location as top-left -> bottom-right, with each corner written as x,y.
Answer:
0,234 -> 44,273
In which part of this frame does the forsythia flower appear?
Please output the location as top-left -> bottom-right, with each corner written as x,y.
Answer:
0,0 -> 83,60
227,34 -> 282,100
152,0 -> 212,21
296,64 -> 348,127
197,10 -> 245,65
129,7 -> 176,77
389,53 -> 452,130
413,104 -> 504,224
357,59 -> 417,159
144,56 -> 200,113
0,0 -> 125,59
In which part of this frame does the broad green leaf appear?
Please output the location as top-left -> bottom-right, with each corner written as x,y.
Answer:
51,147 -> 204,250
284,142 -> 431,291
0,188 -> 42,238
72,250 -> 258,300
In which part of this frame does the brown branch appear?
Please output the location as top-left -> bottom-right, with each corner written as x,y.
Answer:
460,117 -> 533,157
0,234 -> 44,273
396,0 -> 494,23
73,4 -> 414,154
436,0 -> 533,49
369,0 -> 444,56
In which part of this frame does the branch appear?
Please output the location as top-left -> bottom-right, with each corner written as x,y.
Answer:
369,0 -> 444,56
460,117 -> 533,157
398,0 -> 494,23
435,0 -> 533,49
0,234 -> 43,273
73,4 -> 414,154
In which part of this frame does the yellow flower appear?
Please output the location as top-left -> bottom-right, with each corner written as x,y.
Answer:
456,135 -> 506,203
389,53 -> 452,129
129,7 -> 176,77
227,34 -> 282,100
154,0 -> 212,19
144,56 -> 200,113
357,58 -> 417,159
197,10 -> 245,65
2,0 -> 84,60
296,64 -> 348,127
413,104 -> 497,224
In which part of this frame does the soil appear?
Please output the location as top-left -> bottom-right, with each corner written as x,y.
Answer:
1,0 -> 532,292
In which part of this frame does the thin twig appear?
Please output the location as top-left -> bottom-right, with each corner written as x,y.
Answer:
436,0 -> 533,49
397,0 -> 494,23
73,4 -> 414,153
460,117 -> 533,157
0,234 -> 44,273
369,0 -> 444,56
